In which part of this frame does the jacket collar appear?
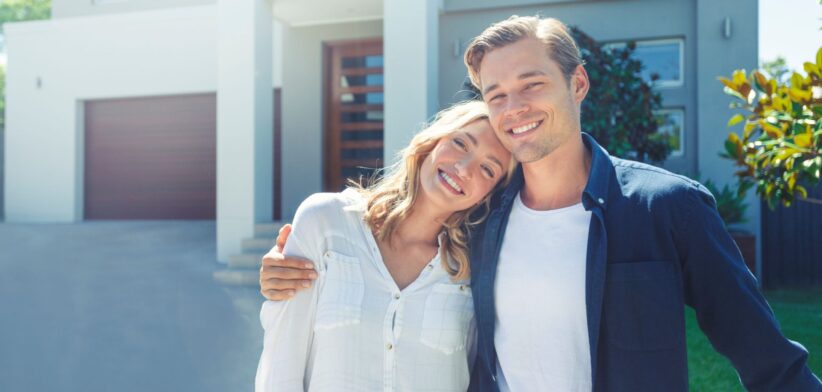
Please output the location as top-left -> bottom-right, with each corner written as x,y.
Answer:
580,132 -> 613,212
498,132 -> 614,211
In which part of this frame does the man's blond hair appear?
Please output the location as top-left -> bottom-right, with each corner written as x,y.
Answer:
464,15 -> 583,89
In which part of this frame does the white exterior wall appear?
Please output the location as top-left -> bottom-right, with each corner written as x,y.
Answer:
5,6 -> 218,222
52,0 -> 215,19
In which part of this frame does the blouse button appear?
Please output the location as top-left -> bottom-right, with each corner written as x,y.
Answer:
427,264 -> 434,269
394,293 -> 401,300
386,343 -> 394,350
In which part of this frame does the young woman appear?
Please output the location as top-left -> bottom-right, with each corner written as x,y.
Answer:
255,100 -> 514,391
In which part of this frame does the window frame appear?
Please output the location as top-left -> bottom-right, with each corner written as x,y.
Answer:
605,38 -> 685,88
653,108 -> 685,157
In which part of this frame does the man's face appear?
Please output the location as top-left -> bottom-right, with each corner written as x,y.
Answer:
478,37 -> 588,163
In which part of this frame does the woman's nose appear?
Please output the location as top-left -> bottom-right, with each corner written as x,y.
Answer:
454,158 -> 473,179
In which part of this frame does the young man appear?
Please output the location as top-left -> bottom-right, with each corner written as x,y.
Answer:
258,16 -> 821,391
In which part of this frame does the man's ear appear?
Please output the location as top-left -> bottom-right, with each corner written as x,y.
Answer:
571,64 -> 590,104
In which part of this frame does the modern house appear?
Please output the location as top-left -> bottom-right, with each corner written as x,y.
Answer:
3,0 -> 760,275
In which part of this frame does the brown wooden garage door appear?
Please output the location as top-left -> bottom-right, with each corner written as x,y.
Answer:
84,93 -> 217,220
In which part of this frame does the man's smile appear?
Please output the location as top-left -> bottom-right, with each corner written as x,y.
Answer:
506,119 -> 543,138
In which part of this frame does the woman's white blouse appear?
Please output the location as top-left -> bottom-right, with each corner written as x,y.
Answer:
255,190 -> 476,392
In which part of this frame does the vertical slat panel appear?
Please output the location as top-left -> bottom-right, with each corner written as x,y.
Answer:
762,182 -> 822,288
84,93 -> 217,220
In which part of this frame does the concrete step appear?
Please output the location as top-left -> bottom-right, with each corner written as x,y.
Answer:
213,269 -> 259,286
228,253 -> 264,269
254,222 -> 284,239
242,237 -> 275,253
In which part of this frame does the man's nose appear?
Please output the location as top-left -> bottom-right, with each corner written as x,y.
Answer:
503,94 -> 529,118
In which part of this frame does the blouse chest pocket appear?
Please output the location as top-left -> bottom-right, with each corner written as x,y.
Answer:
419,283 -> 474,355
314,250 -> 365,331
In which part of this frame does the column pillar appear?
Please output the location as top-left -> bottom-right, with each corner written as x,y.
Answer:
216,0 -> 273,262
383,0 -> 441,163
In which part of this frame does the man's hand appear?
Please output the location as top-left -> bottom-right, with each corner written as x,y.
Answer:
259,224 -> 318,301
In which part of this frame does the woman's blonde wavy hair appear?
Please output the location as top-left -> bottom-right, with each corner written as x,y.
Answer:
353,100 -> 516,282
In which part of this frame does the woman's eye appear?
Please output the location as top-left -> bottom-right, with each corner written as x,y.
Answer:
488,94 -> 505,102
482,165 -> 495,178
453,138 -> 468,151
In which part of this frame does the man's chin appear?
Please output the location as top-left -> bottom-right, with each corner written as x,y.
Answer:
513,146 -> 550,163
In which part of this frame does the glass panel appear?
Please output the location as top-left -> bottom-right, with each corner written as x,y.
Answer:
340,92 -> 384,105
654,109 -> 684,156
341,55 -> 384,69
342,130 -> 383,141
341,111 -> 384,123
633,42 -> 681,84
341,148 -> 383,160
340,74 -> 384,87
605,40 -> 682,85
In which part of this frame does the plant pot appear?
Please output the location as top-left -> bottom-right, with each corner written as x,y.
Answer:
730,230 -> 756,273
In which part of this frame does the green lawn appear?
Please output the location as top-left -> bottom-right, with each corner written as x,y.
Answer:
687,289 -> 822,391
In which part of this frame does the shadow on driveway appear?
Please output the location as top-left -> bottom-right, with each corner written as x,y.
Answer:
0,221 -> 264,392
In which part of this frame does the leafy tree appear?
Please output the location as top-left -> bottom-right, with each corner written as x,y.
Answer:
761,56 -> 791,84
459,27 -> 671,162
0,0 -> 51,128
0,0 -> 50,23
571,28 -> 670,162
720,47 -> 822,208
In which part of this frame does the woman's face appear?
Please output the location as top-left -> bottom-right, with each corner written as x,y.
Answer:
418,119 -> 512,215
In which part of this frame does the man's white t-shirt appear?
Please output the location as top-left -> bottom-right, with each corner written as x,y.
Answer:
494,192 -> 593,392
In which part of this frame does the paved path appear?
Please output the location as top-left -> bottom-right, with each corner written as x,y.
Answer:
0,221 -> 264,392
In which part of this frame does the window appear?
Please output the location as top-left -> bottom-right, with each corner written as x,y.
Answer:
606,39 -> 684,87
654,109 -> 685,157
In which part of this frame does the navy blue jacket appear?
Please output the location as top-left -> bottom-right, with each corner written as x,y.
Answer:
468,133 -> 821,391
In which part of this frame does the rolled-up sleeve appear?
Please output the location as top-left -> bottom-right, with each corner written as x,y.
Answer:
255,196 -> 328,392
678,185 -> 821,391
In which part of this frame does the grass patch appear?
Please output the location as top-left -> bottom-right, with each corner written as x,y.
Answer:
687,289 -> 822,391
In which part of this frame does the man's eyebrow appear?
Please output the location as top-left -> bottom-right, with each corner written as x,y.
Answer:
481,70 -> 547,96
464,131 -> 504,170
481,83 -> 499,96
518,70 -> 546,79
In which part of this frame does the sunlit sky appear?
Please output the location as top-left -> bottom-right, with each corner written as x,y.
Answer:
759,0 -> 822,71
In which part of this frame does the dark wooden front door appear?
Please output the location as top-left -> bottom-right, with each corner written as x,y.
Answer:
84,93 -> 217,220
323,38 -> 384,191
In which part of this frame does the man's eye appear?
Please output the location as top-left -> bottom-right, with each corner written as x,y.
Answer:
488,94 -> 505,102
524,82 -> 543,90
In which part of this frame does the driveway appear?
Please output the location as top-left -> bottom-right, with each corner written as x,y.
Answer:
0,221 -> 264,392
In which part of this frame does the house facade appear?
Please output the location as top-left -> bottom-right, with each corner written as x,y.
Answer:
3,0 -> 759,271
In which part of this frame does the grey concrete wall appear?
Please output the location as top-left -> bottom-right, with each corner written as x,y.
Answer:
695,0 -> 759,255
438,0 -> 699,175
1,126 -> 4,220
281,20 -> 382,220
52,0 -> 214,19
